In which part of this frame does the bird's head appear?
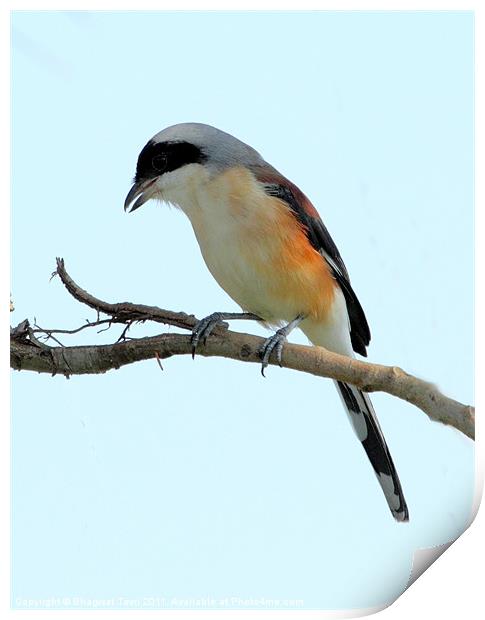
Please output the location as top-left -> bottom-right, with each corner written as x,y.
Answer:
124,122 -> 266,212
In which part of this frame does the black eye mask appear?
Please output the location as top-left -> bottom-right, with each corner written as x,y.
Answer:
135,140 -> 207,183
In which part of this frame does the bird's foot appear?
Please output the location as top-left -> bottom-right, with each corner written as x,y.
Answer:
259,314 -> 305,376
191,311 -> 261,358
191,312 -> 227,358
259,330 -> 288,376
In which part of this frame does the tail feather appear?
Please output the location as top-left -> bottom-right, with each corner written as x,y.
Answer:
335,381 -> 409,522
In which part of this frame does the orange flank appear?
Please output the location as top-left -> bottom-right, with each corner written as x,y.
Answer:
250,192 -> 337,323
206,166 -> 337,324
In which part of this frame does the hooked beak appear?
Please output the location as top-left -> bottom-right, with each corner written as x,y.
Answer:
124,178 -> 158,212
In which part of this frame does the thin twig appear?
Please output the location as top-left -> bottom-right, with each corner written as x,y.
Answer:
33,319 -> 113,337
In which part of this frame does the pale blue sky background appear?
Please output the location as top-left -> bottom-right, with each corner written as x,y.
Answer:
11,11 -> 474,611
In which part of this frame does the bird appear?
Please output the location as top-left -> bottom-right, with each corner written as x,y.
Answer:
124,122 -> 409,522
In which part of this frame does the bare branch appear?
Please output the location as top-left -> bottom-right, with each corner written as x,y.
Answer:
10,259 -> 475,441
54,257 -> 198,331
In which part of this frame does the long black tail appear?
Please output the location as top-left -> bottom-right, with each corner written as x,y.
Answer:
335,381 -> 409,522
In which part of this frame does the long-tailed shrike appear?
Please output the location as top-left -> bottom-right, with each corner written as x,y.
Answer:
124,122 -> 409,522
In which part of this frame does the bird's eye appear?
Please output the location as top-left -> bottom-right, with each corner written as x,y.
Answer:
152,154 -> 168,172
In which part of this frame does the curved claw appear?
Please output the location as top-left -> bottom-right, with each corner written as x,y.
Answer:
190,311 -> 262,359
191,312 -> 226,359
258,314 -> 305,376
259,330 -> 287,376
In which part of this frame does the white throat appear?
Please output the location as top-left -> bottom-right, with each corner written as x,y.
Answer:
155,164 -> 212,218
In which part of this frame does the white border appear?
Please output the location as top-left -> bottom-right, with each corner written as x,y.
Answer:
3,2 -> 481,618
1,1 -> 482,10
